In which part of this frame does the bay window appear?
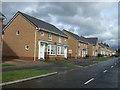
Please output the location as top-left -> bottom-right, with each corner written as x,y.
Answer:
47,45 -> 56,55
58,46 -> 64,55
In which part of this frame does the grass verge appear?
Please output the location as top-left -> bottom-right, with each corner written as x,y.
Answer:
2,69 -> 54,83
1,64 -> 16,67
96,57 -> 115,61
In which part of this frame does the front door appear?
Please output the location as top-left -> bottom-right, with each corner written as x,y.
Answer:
64,47 -> 67,58
39,43 -> 45,59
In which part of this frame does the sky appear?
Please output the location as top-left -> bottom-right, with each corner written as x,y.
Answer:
2,2 -> 118,49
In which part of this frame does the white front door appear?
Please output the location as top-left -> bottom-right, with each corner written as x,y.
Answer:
39,43 -> 45,59
64,47 -> 67,58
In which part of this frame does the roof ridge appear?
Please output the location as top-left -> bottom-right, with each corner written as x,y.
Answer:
63,29 -> 88,44
63,29 -> 80,37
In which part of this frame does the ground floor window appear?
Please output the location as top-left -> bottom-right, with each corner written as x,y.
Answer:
47,45 -> 56,55
58,46 -> 64,55
78,48 -> 80,56
92,50 -> 95,56
82,49 -> 87,57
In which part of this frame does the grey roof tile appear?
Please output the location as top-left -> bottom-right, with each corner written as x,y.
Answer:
18,11 -> 68,38
63,30 -> 88,44
85,38 -> 98,45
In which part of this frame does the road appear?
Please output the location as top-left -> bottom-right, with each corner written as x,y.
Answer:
2,58 -> 119,88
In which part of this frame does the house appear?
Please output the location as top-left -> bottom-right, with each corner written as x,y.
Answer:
63,30 -> 88,59
98,43 -> 116,56
98,43 -> 106,56
3,11 -> 68,61
80,36 -> 99,57
0,12 -> 6,41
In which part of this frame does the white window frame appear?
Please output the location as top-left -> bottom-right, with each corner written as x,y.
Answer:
47,45 -> 56,55
64,38 -> 66,41
92,50 -> 95,56
57,46 -> 64,55
48,33 -> 52,41
82,48 -> 86,57
58,36 -> 62,43
16,31 -> 20,35
78,48 -> 80,56
40,32 -> 44,36
25,45 -> 29,51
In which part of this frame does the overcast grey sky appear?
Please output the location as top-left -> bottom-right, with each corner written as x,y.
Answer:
2,2 -> 118,49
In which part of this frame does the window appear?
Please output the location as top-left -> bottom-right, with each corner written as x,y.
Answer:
92,50 -> 94,56
58,46 -> 64,55
25,45 -> 29,50
78,49 -> 80,56
16,31 -> 20,35
58,36 -> 61,43
47,45 -> 56,55
48,33 -> 52,41
40,32 -> 44,36
64,39 -> 66,41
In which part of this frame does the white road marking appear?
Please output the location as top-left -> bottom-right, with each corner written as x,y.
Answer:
103,70 -> 107,73
84,78 -> 94,85
111,66 -> 113,68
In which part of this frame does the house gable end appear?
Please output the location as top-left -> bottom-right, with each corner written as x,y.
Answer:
3,12 -> 37,31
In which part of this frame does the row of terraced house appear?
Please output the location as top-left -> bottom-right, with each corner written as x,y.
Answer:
2,11 -> 116,61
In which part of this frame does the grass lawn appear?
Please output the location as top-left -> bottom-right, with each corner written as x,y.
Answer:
2,69 -> 54,83
1,64 -> 16,67
96,57 -> 115,61
44,60 -> 68,63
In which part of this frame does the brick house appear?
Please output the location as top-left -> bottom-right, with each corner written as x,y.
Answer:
79,36 -> 99,57
63,30 -> 88,59
98,43 -> 116,56
3,11 -> 68,61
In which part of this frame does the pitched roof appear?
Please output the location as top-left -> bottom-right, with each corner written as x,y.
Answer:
98,43 -> 105,48
85,38 -> 98,45
79,36 -> 98,46
18,11 -> 68,38
79,36 -> 89,43
63,30 -> 88,44
98,43 -> 109,49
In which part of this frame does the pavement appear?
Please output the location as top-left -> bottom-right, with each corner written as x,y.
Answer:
2,57 -> 119,88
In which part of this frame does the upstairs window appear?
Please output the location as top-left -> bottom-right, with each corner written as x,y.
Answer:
40,32 -> 44,36
58,36 -> 61,43
64,39 -> 66,41
16,31 -> 20,35
48,33 -> 52,41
